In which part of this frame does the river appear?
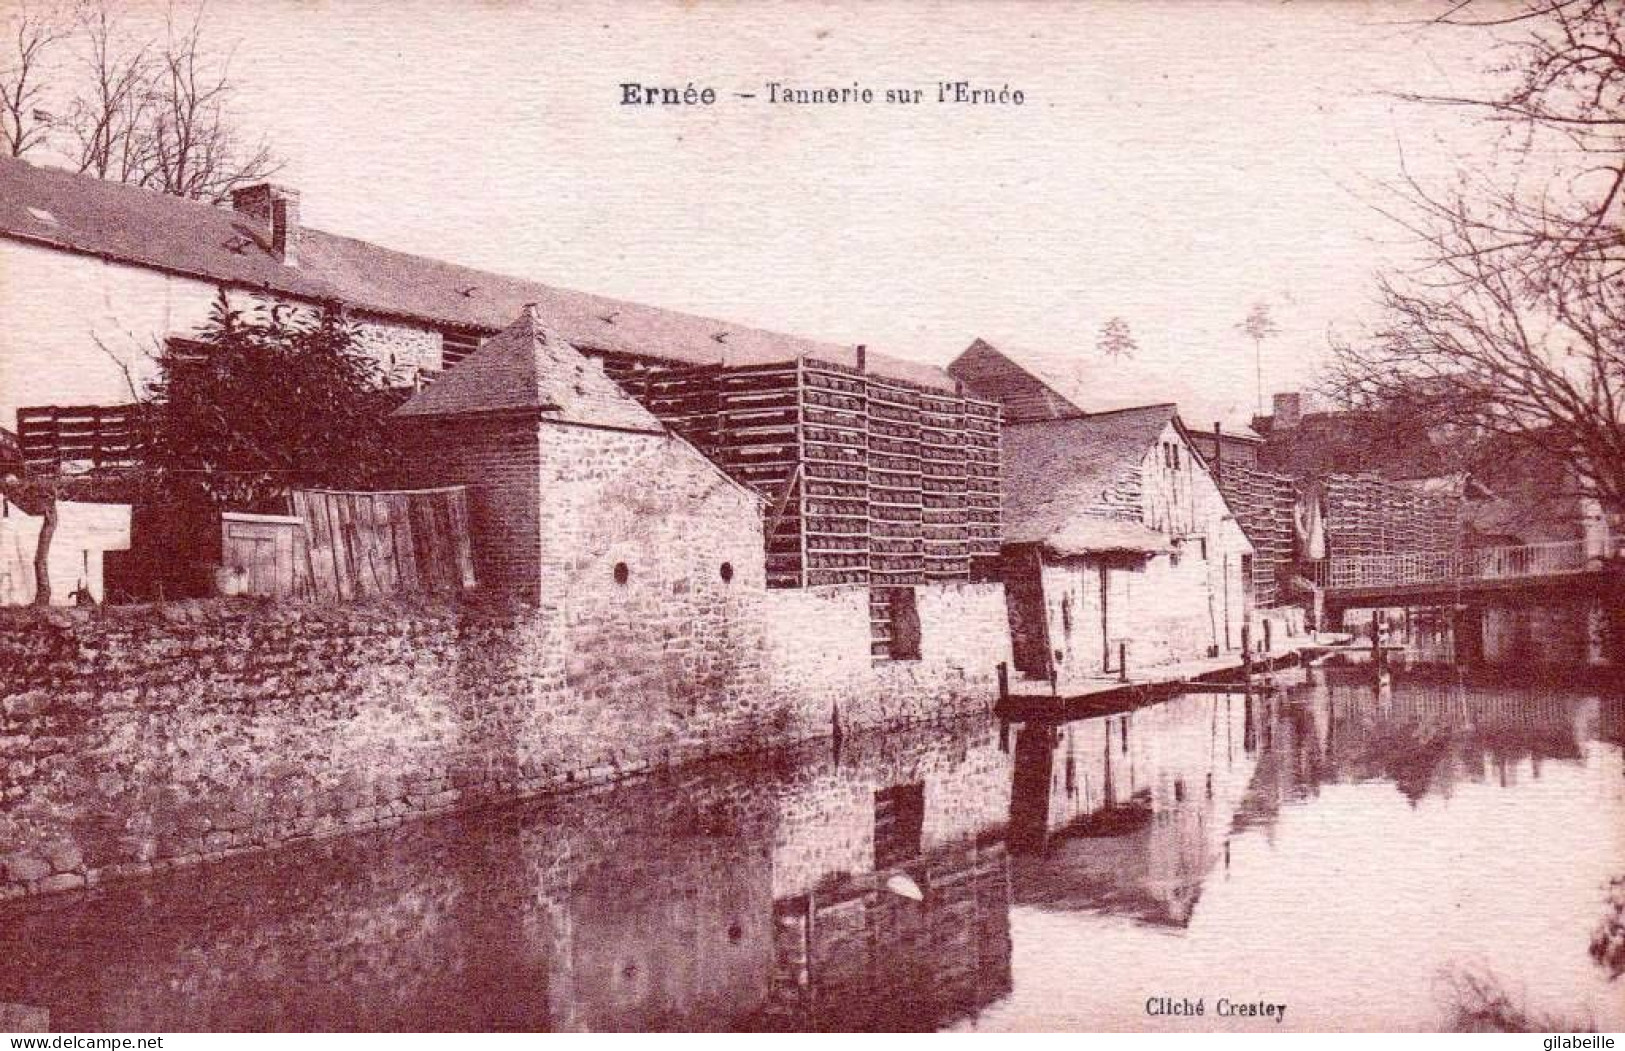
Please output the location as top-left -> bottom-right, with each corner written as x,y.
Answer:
1,669 -> 1621,1031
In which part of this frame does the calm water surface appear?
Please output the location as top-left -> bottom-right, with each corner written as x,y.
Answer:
2,670 -> 1621,1031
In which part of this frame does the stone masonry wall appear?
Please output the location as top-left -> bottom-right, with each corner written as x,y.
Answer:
759,582 -> 1011,736
0,405 -> 1010,903
0,587 -> 1009,903
352,316 -> 442,384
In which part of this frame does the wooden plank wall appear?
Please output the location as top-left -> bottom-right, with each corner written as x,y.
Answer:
290,486 -> 476,601
1215,464 -> 1296,609
601,354 -> 1003,593
1323,473 -> 1461,559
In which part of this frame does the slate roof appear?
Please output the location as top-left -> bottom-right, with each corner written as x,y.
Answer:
394,306 -> 663,433
1001,404 -> 1179,549
950,337 -> 1261,434
0,156 -> 953,390
947,338 -> 1084,422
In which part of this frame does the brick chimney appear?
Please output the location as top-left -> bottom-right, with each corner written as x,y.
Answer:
1272,391 -> 1302,431
230,183 -> 302,267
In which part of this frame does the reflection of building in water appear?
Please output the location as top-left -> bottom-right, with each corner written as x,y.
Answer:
1237,673 -> 1613,819
1007,690 -> 1259,927
539,819 -> 775,1032
1602,698 -> 1625,749
0,721 -> 1014,1033
758,725 -> 1016,1030
0,762 -> 783,1032
760,836 -> 1012,1031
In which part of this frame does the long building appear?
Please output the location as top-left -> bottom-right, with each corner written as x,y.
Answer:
0,157 -> 993,628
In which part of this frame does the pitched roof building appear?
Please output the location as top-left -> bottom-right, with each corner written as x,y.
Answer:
394,306 -> 664,433
1001,405 -> 1182,553
0,155 -> 953,392
946,339 -> 1084,423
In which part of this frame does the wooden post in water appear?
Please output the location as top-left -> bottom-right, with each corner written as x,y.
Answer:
1263,618 -> 1272,655
1118,642 -> 1128,683
1241,623 -> 1252,680
996,661 -> 1009,704
1371,610 -> 1384,677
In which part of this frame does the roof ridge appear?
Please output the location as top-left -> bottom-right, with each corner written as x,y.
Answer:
0,155 -> 956,389
305,223 -> 937,363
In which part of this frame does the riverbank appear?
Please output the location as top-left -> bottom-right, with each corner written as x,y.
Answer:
4,674 -> 1620,1031
997,634 -> 1327,720
0,589 -> 1009,904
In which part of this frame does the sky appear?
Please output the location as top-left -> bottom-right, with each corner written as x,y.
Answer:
19,0 -> 1516,428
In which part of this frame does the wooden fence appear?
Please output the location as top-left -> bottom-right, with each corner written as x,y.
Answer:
291,487 -> 476,601
221,487 -> 476,601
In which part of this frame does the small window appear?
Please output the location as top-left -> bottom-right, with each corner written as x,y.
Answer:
613,561 -> 629,585
719,561 -> 734,583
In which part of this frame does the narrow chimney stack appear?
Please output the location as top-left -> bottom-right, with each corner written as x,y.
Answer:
855,344 -> 868,373
231,183 -> 302,267
1272,391 -> 1302,431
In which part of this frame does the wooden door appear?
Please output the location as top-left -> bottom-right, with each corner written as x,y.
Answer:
1005,548 -> 1052,678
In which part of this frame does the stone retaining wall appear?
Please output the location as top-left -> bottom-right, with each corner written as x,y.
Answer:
0,585 -> 1009,903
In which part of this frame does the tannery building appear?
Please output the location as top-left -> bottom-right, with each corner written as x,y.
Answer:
0,156 -> 1010,717
947,341 -> 1260,694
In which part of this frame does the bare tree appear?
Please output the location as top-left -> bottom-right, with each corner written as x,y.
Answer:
1096,316 -> 1138,361
1237,301 -> 1279,416
135,6 -> 280,203
1387,0 -> 1624,285
0,1 -> 67,158
5,2 -> 280,202
66,3 -> 154,184
0,469 -> 62,606
1328,0 -> 1625,516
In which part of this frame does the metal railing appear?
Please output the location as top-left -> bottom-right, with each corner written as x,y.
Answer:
1325,538 -> 1602,590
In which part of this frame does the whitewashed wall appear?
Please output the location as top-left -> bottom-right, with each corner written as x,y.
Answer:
0,498 -> 130,605
0,237 -> 448,604
0,238 -> 446,431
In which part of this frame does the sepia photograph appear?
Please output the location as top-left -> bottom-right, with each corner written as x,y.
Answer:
0,0 -> 1622,1037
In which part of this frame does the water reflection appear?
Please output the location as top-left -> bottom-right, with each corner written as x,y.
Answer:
0,672 -> 1620,1032
0,723 -> 1014,1033
1009,692 -> 1258,927
985,672 -> 1625,1031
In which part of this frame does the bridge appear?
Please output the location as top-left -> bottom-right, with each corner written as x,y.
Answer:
1315,536 -> 1622,617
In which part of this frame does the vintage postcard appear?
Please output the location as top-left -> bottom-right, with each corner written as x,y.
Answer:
1,0 -> 1622,1039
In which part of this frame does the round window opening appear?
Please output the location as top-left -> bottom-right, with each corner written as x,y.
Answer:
613,561 -> 629,585
720,561 -> 734,583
